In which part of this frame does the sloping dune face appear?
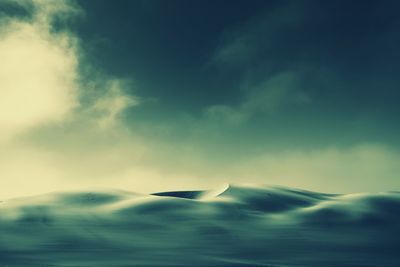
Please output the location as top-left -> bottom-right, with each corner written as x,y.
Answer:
0,185 -> 399,266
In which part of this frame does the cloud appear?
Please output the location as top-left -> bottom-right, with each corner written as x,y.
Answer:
0,0 -> 136,141
205,1 -> 317,125
0,0 -> 139,198
205,71 -> 311,124
90,79 -> 140,129
0,0 -> 79,141
212,1 -> 306,67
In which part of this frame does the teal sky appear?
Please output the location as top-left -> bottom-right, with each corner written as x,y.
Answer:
75,0 -> 400,146
0,0 -> 399,198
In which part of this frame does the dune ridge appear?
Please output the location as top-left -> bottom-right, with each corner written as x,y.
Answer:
0,184 -> 399,266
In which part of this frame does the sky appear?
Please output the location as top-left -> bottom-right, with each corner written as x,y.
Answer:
0,0 -> 399,198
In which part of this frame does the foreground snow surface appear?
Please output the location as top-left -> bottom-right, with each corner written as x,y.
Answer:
0,184 -> 399,266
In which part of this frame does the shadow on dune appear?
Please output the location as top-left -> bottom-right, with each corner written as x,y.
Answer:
152,190 -> 204,199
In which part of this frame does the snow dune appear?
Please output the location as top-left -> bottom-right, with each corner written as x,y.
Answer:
0,184 -> 399,266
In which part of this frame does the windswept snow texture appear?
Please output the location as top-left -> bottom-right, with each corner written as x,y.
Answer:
1,184 -> 400,266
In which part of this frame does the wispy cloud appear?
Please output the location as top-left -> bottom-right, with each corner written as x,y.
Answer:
212,1 -> 307,67
204,2 -> 316,124
205,71 -> 311,124
90,79 -> 140,129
